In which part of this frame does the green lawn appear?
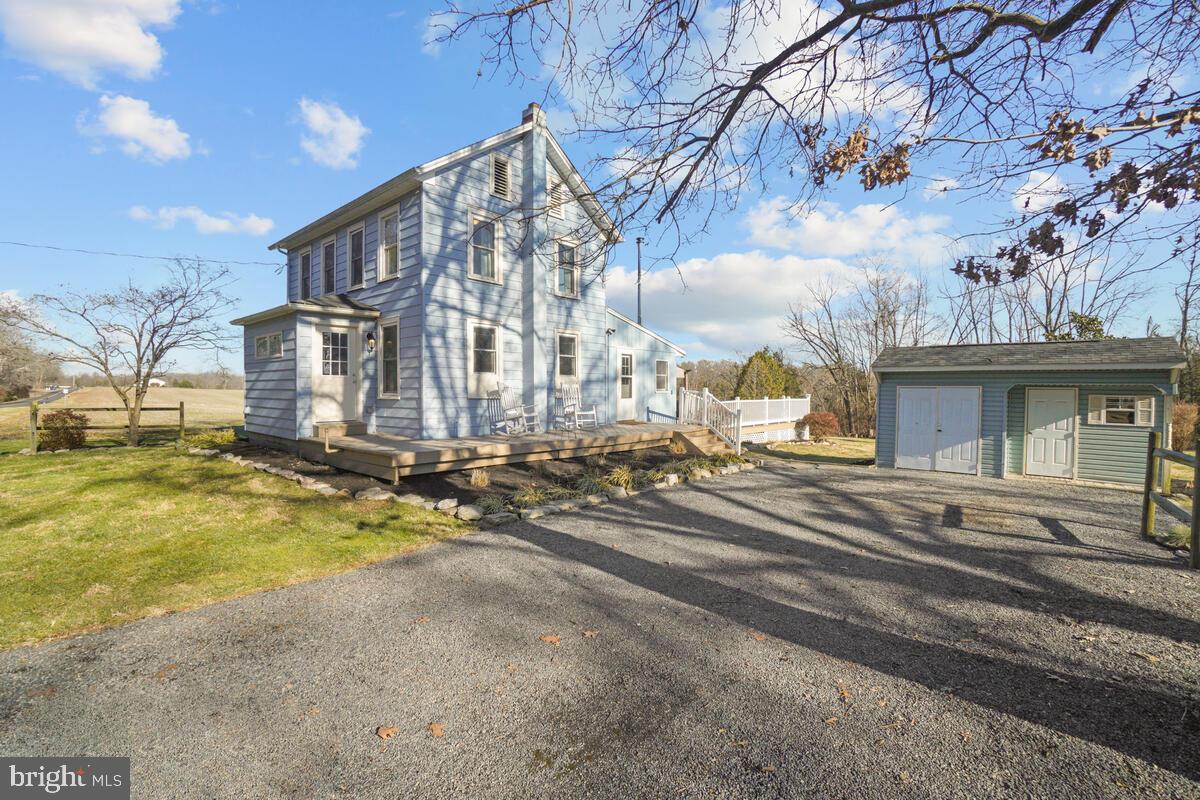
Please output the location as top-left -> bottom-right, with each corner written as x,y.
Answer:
0,447 -> 464,649
758,436 -> 877,465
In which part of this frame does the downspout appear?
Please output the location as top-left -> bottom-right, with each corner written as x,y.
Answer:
605,326 -> 615,424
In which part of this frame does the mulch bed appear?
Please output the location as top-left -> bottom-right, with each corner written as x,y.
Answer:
220,441 -> 684,506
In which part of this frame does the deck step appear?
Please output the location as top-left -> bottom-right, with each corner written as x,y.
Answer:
672,429 -> 734,456
313,421 -> 368,438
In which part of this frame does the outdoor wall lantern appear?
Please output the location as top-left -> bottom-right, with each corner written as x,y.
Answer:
365,329 -> 377,353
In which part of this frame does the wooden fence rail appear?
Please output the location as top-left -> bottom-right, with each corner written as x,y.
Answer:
29,401 -> 185,452
1140,430 -> 1199,569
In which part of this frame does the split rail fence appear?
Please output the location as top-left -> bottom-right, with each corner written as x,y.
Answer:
28,401 -> 187,452
1140,430 -> 1199,569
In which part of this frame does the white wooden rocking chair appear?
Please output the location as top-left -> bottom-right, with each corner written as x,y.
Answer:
555,383 -> 599,430
488,383 -> 540,435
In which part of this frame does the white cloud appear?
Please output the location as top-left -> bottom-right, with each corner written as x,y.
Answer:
129,205 -> 274,235
80,94 -> 191,163
297,98 -> 369,169
1012,170 -> 1067,213
607,250 -> 860,355
923,175 -> 960,200
421,11 -> 449,55
744,197 -> 951,264
0,0 -> 180,88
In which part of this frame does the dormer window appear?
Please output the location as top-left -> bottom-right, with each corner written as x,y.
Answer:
490,154 -> 511,199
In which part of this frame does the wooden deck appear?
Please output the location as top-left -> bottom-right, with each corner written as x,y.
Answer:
297,422 -> 708,482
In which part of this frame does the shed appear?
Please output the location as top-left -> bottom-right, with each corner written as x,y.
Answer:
871,337 -> 1187,485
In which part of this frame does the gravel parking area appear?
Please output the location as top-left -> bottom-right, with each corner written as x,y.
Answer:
2,461 -> 1198,798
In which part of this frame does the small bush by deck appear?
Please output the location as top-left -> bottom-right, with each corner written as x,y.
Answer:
0,448 -> 463,649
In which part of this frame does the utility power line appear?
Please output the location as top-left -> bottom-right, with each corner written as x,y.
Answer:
0,240 -> 283,267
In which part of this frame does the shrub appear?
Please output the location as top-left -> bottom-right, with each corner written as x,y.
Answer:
477,495 -> 507,515
179,428 -> 236,449
39,409 -> 89,450
1166,525 -> 1192,550
575,472 -> 608,495
1172,401 -> 1198,452
543,483 -> 582,500
511,484 -> 548,509
606,464 -> 636,490
468,468 -> 490,489
800,411 -> 841,442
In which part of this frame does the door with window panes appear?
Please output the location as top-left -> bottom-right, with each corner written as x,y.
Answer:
616,352 -> 635,420
312,326 -> 359,422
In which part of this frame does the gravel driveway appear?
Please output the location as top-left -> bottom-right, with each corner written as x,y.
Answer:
2,461 -> 1199,799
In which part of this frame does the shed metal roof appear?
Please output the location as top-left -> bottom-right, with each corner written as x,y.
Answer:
872,337 -> 1186,373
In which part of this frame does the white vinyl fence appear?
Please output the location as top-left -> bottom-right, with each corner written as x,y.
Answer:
727,395 -> 811,443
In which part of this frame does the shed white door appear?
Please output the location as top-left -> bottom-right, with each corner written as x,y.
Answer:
896,386 -> 980,474
616,352 -> 636,420
1025,388 -> 1075,478
312,327 -> 359,422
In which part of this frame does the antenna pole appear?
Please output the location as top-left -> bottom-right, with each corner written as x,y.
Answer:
635,236 -> 644,325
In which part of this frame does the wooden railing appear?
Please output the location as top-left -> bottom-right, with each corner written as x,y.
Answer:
29,401 -> 186,452
677,387 -> 742,454
1140,430 -> 1199,569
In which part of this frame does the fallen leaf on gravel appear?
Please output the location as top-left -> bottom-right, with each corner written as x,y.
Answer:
748,630 -> 767,642
760,766 -> 777,773
27,686 -> 56,699
154,664 -> 178,681
837,684 -> 851,703
307,708 -> 321,716
428,722 -> 445,738
376,726 -> 400,740
825,717 -> 839,725
1133,652 -> 1161,663
539,635 -> 561,646
960,731 -> 972,742
898,771 -> 912,785
730,740 -> 749,747
582,629 -> 599,639
414,616 -> 431,625
505,662 -> 517,673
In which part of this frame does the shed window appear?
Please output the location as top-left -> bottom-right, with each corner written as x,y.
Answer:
655,360 -> 669,392
1088,395 -> 1154,426
255,332 -> 283,360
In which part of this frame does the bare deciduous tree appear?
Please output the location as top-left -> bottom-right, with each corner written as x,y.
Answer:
1,262 -> 235,445
433,1 -> 1199,282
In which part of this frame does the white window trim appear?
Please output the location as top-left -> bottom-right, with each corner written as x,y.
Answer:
555,330 -> 580,386
254,332 -> 283,361
321,237 -> 337,295
299,248 -> 312,301
466,317 -> 503,399
377,207 -> 401,283
466,209 -> 503,285
376,317 -> 401,399
348,224 -> 366,289
654,359 -> 670,393
490,152 -> 511,200
1089,394 -> 1154,427
553,238 -> 580,299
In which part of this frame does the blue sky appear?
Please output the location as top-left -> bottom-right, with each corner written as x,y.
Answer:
0,1 -> 1180,373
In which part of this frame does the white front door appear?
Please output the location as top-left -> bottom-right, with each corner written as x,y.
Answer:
616,352 -> 635,421
896,386 -> 980,473
935,386 -> 980,474
1026,388 -> 1075,478
896,387 -> 936,470
312,326 -> 359,422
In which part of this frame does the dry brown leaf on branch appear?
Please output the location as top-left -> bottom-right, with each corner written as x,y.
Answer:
428,722 -> 445,738
376,726 -> 400,740
539,634 -> 562,646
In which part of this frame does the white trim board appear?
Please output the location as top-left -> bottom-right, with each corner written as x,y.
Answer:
606,308 -> 686,356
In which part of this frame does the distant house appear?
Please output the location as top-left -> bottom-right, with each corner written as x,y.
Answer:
147,378 -> 167,388
871,337 -> 1187,485
232,103 -> 684,449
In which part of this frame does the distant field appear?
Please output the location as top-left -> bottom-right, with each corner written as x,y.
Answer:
0,387 -> 244,452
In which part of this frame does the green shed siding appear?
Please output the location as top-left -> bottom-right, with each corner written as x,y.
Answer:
876,368 -> 1175,485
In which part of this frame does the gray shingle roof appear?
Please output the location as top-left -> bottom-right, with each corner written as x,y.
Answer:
872,337 -> 1186,372
301,294 -> 378,313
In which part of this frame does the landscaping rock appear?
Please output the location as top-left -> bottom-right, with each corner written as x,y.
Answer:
434,498 -> 459,512
719,465 -> 738,475
555,500 -> 582,512
336,488 -> 353,498
665,473 -> 680,486
393,493 -> 426,506
585,494 -> 608,506
653,481 -> 669,490
480,512 -> 518,527
355,487 -> 394,501
606,486 -> 629,500
315,486 -> 338,496
197,449 -> 219,457
456,504 -> 484,521
18,448 -> 31,455
689,469 -> 710,481
423,501 -> 437,511
519,507 -> 546,520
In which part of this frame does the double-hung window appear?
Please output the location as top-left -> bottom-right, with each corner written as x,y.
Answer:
557,333 -> 578,383
655,360 -> 669,392
379,210 -> 400,281
349,226 -> 365,288
1089,395 -> 1154,426
255,332 -> 283,360
469,215 -> 499,282
378,319 -> 400,398
322,238 -> 336,294
299,250 -> 311,300
467,321 -> 501,397
556,242 -> 578,298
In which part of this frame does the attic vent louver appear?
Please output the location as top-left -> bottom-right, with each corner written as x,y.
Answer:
491,155 -> 511,199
